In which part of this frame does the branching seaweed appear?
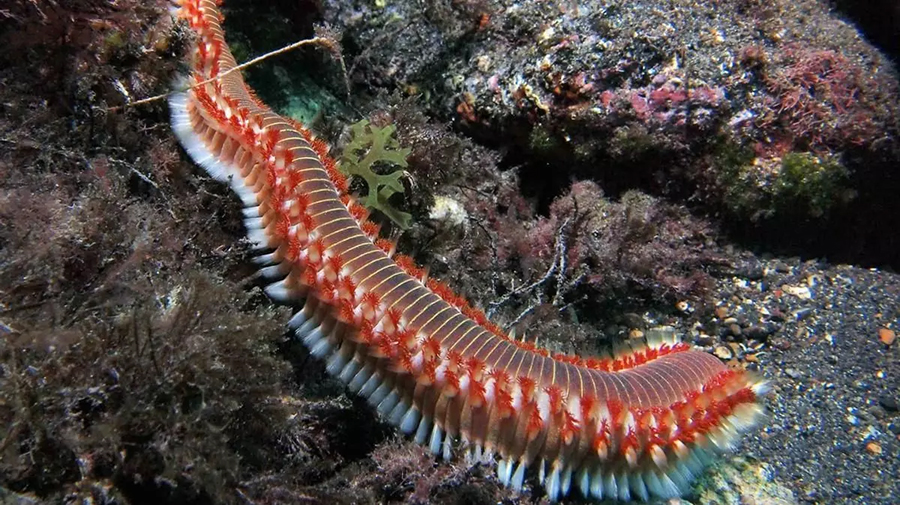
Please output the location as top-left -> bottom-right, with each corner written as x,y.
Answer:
340,119 -> 413,229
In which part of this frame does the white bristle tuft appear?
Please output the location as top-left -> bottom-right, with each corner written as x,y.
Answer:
368,381 -> 392,407
264,280 -> 292,301
254,252 -> 278,266
287,311 -> 308,329
561,465 -> 572,496
631,473 -> 649,501
617,473 -> 630,501
338,359 -> 362,383
385,397 -> 406,423
300,326 -> 324,348
590,468 -> 604,499
511,460 -> 526,492
259,265 -> 286,280
348,366 -> 374,393
309,338 -> 331,358
358,373 -> 381,397
429,425 -> 443,455
577,468 -> 590,498
497,459 -> 509,486
441,433 -> 453,461
414,416 -> 432,445
546,465 -> 561,502
244,217 -> 264,230
325,350 -> 348,376
399,407 -> 420,435
604,472 -> 617,499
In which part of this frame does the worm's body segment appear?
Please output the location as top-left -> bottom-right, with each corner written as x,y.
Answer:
169,1 -> 767,500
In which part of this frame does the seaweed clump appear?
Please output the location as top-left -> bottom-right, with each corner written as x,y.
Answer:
340,119 -> 413,230
0,275 -> 293,504
716,146 -> 854,222
498,181 -> 720,311
351,437 -> 510,504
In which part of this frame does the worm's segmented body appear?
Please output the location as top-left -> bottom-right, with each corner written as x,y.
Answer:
169,1 -> 767,500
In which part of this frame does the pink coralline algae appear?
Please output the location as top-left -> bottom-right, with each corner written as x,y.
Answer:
601,74 -> 726,128
762,45 -> 883,151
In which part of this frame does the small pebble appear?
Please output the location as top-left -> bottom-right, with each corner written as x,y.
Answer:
785,368 -> 801,379
783,284 -> 811,299
714,345 -> 734,360
696,333 -> 716,346
770,336 -> 792,350
743,264 -> 764,280
879,396 -> 899,413
879,328 -> 896,346
865,442 -> 882,455
745,324 -> 776,341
